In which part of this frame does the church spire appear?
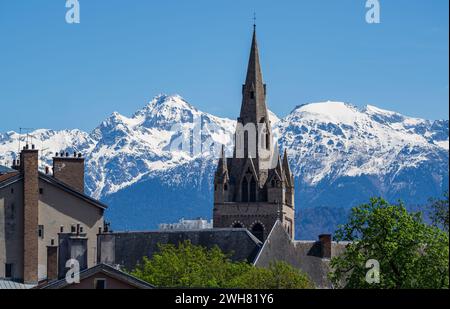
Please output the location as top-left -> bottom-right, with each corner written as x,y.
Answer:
239,27 -> 269,126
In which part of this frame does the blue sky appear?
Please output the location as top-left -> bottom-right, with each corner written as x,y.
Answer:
0,0 -> 448,132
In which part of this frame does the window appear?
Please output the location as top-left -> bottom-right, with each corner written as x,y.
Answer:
38,225 -> 44,239
10,188 -> 14,194
94,278 -> 106,289
251,223 -> 265,242
5,264 -> 13,279
39,188 -> 44,194
250,177 -> 257,202
241,177 -> 249,202
250,91 -> 255,99
224,184 -> 228,191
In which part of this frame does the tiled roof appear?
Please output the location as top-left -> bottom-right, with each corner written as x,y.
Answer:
0,172 -> 20,185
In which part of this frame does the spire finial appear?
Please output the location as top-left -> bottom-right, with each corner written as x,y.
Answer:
253,11 -> 256,31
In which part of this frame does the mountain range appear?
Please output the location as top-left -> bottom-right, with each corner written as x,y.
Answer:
1,94 -> 448,239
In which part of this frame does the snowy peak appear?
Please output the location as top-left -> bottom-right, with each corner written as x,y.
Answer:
290,101 -> 364,125
133,94 -> 202,130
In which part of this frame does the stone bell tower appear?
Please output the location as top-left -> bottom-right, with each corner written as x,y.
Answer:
213,26 -> 295,241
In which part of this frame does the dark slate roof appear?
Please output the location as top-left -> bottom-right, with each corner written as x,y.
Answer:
254,221 -> 348,289
99,228 -> 262,272
0,171 -> 107,210
37,263 -> 154,289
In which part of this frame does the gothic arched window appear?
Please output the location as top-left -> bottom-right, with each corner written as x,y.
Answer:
251,223 -> 264,242
250,177 -> 257,202
242,177 -> 249,202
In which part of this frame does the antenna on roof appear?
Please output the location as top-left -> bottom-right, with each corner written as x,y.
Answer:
18,127 -> 34,155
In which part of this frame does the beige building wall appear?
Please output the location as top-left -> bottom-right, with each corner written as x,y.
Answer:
0,178 -> 104,281
37,179 -> 104,281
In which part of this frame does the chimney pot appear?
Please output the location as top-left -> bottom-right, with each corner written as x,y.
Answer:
65,152 -> 69,157
55,152 -> 59,157
31,144 -> 35,150
73,151 -> 77,158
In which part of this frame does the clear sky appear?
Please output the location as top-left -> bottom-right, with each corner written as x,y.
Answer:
0,0 -> 448,132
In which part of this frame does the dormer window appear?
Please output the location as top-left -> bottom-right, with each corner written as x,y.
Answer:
250,91 -> 255,99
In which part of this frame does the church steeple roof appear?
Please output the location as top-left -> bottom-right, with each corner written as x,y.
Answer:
239,27 -> 269,126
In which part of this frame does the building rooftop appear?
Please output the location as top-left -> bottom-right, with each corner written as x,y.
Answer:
0,279 -> 36,289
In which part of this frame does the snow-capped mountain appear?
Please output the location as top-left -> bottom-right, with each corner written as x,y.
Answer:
1,95 -> 448,239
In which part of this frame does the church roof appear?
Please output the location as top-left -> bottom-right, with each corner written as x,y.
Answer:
98,228 -> 263,272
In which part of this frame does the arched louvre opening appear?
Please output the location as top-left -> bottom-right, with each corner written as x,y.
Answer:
242,177 -> 249,202
251,223 -> 264,242
244,131 -> 248,158
250,177 -> 257,202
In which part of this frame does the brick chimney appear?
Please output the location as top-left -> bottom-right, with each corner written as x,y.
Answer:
53,151 -> 85,193
21,145 -> 39,284
319,234 -> 332,259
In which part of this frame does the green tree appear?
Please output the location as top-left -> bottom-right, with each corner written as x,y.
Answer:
330,198 -> 449,289
429,191 -> 449,232
130,240 -> 313,289
130,241 -> 250,288
232,261 -> 313,289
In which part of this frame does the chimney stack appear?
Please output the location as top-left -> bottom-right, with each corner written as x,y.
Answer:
319,234 -> 332,259
21,146 -> 39,284
52,151 -> 85,193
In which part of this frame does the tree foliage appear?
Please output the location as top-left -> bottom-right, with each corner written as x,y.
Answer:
330,198 -> 449,289
429,191 -> 449,232
130,240 -> 313,289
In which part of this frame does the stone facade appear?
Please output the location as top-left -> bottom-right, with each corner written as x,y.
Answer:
213,28 -> 295,241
